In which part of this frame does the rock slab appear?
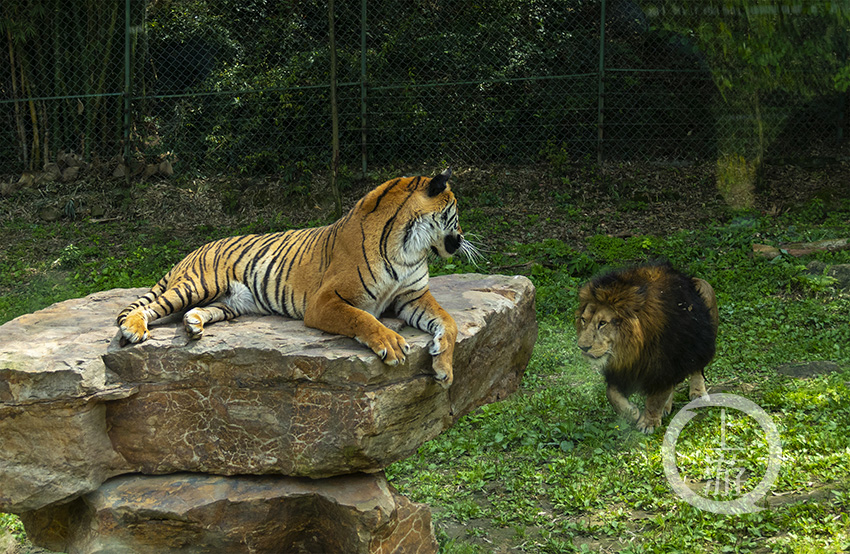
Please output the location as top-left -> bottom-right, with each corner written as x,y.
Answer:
3,273 -> 535,554
21,472 -> 436,554
102,273 -> 537,478
0,274 -> 536,513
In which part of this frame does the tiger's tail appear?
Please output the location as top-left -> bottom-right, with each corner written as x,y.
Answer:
116,273 -> 172,327
116,268 -> 191,346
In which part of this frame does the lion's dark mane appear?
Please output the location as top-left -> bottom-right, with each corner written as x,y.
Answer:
582,262 -> 716,396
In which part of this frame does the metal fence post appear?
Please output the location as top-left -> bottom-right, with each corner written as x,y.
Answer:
360,0 -> 368,175
597,0 -> 606,167
123,0 -> 131,168
329,0 -> 342,218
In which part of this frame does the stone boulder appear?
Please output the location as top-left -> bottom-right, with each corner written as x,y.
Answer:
0,274 -> 536,514
0,294 -> 135,512
21,472 -> 436,554
102,273 -> 536,478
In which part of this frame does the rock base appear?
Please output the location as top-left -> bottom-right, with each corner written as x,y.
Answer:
22,472 -> 436,554
1,274 -> 537,553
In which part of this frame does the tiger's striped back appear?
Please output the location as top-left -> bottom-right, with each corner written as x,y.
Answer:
116,169 -> 470,387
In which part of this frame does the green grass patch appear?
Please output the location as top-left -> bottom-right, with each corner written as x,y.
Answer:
398,211 -> 850,552
2,193 -> 850,553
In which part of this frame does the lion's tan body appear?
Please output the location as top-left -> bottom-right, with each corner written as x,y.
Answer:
576,263 -> 718,433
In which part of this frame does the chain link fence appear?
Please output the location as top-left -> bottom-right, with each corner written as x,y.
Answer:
1,0 -> 848,182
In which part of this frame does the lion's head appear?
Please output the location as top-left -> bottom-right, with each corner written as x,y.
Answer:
575,271 -> 661,374
575,302 -> 619,369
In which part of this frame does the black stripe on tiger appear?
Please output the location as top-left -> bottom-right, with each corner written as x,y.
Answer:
358,267 -> 377,300
369,178 -> 403,214
379,189 -> 417,279
335,290 -> 355,307
394,289 -> 428,314
359,220 -> 377,283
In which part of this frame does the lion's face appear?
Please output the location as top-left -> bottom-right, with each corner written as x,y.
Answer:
575,303 -> 619,368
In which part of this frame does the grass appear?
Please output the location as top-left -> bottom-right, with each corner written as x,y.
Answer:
2,177 -> 850,552
401,209 -> 850,552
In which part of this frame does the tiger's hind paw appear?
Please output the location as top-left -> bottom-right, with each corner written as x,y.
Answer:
183,311 -> 205,340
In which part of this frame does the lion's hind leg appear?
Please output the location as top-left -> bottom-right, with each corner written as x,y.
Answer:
689,371 -> 708,400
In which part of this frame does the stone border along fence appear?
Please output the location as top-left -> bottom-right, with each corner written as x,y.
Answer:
0,273 -> 536,553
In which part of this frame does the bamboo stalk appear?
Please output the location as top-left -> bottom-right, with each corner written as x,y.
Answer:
7,28 -> 28,168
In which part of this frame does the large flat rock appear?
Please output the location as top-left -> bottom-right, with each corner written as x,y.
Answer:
21,472 -> 437,554
0,274 -> 536,513
1,293 -> 136,512
102,274 -> 537,477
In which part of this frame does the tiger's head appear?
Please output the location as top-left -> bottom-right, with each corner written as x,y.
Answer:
421,168 -> 463,259
394,168 -> 473,261
360,168 -> 481,265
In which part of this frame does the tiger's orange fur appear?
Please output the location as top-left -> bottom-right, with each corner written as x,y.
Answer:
117,169 -> 470,387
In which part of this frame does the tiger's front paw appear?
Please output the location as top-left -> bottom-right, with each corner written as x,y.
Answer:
432,353 -> 453,389
366,328 -> 410,366
119,313 -> 149,344
428,326 -> 456,388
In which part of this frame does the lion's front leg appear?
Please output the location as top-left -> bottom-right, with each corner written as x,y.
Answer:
637,386 -> 676,434
689,370 -> 708,400
606,385 -> 640,424
395,289 -> 457,388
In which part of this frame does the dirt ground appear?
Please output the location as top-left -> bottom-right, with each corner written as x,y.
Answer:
3,159 -> 848,261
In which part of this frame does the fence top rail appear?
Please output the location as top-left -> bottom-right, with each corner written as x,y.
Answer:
0,92 -> 124,105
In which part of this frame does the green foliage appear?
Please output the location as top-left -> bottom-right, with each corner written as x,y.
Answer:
0,512 -> 25,544
586,234 -> 659,265
70,240 -> 187,294
391,205 -> 850,552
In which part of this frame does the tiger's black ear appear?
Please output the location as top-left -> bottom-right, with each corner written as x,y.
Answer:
427,167 -> 452,197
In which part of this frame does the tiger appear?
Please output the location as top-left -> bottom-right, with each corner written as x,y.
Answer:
116,168 -> 475,387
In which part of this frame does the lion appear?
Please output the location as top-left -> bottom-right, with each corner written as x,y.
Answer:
575,262 -> 719,433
